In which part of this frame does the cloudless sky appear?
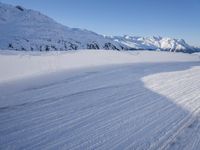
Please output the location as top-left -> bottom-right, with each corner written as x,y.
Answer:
1,0 -> 199,46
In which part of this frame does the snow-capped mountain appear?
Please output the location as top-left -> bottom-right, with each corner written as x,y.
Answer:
0,2 -> 126,51
0,2 -> 199,53
108,35 -> 198,53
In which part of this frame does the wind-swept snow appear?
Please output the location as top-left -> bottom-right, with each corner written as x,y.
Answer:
142,66 -> 200,149
0,50 -> 199,83
0,50 -> 200,149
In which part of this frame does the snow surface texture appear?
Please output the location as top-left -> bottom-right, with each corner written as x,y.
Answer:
0,2 -> 199,53
0,50 -> 199,83
0,50 -> 200,149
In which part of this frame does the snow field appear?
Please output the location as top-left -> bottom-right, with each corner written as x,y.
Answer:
0,50 -> 199,149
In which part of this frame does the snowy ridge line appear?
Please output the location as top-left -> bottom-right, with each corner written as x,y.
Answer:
108,35 -> 200,53
0,2 -> 200,53
0,2 -> 127,51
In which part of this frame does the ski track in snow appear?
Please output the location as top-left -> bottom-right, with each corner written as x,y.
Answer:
0,62 -> 200,150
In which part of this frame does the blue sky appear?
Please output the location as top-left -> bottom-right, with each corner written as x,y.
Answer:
1,0 -> 200,46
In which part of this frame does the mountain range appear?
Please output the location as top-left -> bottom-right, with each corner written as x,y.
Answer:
0,2 -> 199,53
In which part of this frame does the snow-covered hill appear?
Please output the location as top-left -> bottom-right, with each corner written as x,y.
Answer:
109,35 -> 198,53
0,2 -> 126,51
0,2 -> 199,53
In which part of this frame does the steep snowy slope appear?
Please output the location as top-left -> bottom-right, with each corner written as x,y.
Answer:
0,2 -> 126,51
109,35 -> 198,53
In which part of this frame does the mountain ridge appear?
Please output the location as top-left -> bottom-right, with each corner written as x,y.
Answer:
0,2 -> 199,53
108,35 -> 198,53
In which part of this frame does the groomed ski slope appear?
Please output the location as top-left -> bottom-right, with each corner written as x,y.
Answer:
0,50 -> 200,150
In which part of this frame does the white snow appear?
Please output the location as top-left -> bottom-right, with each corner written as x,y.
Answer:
0,50 -> 200,149
193,52 -> 200,56
0,2 -> 125,51
0,50 -> 199,83
142,66 -> 200,149
108,35 -> 197,52
0,2 -> 200,150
